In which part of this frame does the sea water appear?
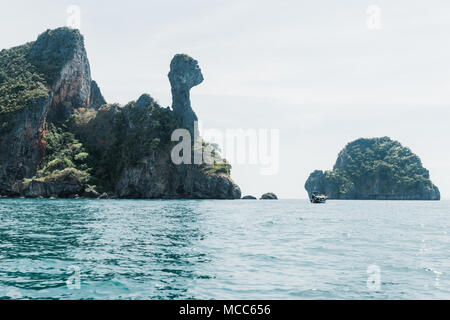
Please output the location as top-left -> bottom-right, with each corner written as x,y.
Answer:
0,199 -> 449,299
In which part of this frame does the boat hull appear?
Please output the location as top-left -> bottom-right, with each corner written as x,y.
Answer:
310,194 -> 327,203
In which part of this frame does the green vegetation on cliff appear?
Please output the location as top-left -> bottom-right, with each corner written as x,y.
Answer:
34,124 -> 92,185
0,43 -> 49,132
200,142 -> 232,176
305,137 -> 440,200
335,137 -> 431,191
0,28 -> 82,133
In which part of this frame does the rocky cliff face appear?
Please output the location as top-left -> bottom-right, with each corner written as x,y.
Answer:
168,54 -> 203,136
0,28 -> 240,199
115,153 -> 241,199
29,28 -> 104,123
0,94 -> 51,195
305,137 -> 440,200
0,28 -> 101,195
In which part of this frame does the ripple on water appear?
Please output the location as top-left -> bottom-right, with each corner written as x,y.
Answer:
0,199 -> 449,299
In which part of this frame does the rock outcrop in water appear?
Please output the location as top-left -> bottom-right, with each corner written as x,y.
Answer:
0,27 -> 240,199
305,137 -> 440,200
261,192 -> 278,200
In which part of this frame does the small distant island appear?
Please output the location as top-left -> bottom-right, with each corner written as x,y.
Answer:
305,137 -> 440,200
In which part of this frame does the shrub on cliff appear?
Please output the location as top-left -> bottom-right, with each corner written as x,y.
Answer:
37,168 -> 90,184
34,124 -> 92,183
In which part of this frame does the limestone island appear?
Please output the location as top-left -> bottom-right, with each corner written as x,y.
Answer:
305,137 -> 440,200
0,28 -> 241,199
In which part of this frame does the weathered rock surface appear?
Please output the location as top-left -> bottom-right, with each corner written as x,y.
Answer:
305,137 -> 440,200
115,156 -> 240,199
82,187 -> 100,198
89,81 -> 106,109
261,192 -> 278,200
30,28 -> 96,123
0,95 -> 51,196
242,195 -> 257,199
22,180 -> 84,198
168,54 -> 203,136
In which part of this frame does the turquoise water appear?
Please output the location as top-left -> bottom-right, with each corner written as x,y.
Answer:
0,199 -> 449,299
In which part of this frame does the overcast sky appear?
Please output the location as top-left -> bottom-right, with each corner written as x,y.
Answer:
1,0 -> 449,199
